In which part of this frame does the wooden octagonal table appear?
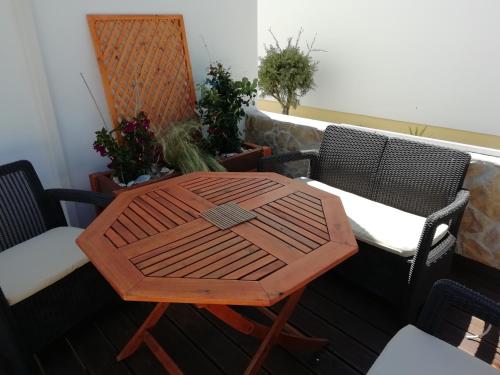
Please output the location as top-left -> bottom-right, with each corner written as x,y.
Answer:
77,172 -> 357,374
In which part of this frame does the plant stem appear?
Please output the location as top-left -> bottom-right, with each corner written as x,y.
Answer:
80,72 -> 109,130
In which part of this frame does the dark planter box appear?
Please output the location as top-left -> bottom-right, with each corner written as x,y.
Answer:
89,142 -> 272,194
218,142 -> 272,172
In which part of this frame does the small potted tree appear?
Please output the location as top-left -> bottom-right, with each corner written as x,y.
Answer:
258,29 -> 320,115
197,63 -> 271,171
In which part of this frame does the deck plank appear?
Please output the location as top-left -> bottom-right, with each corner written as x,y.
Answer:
299,288 -> 391,353
199,306 -> 316,375
94,305 -> 166,375
36,338 -> 88,375
125,302 -> 223,375
267,303 -> 376,374
65,321 -> 132,375
309,274 -> 402,335
166,304 -> 263,375
238,305 -> 361,375
36,262 -> 499,375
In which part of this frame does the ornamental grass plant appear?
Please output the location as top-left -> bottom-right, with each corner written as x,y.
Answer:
155,119 -> 225,174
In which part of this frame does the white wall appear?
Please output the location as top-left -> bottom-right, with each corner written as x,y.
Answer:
0,0 -> 66,188
28,0 -> 257,225
258,0 -> 500,136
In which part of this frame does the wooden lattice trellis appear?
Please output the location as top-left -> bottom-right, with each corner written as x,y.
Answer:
87,15 -> 196,130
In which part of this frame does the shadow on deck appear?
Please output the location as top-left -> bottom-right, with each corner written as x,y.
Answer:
35,258 -> 499,375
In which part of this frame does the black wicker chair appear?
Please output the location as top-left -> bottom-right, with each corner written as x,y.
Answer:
368,279 -> 500,374
259,125 -> 471,321
0,160 -> 118,374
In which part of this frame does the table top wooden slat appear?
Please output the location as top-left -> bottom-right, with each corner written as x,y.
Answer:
260,205 -> 330,240
77,172 -> 357,306
266,201 -> 328,231
188,245 -> 262,279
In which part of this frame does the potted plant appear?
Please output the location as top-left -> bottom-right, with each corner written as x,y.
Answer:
89,63 -> 273,195
155,118 -> 225,174
89,114 -> 229,195
89,112 -> 177,194
258,29 -> 320,115
197,63 -> 271,171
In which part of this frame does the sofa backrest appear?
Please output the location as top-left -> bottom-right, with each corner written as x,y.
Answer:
373,138 -> 471,217
316,125 -> 471,217
316,126 -> 388,199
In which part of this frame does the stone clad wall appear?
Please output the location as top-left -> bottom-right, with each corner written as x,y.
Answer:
245,110 -> 500,270
460,156 -> 500,268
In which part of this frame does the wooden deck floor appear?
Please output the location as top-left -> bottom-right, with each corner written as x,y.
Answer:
35,260 -> 499,375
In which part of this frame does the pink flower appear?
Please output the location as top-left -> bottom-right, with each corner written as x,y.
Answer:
123,121 -> 137,133
93,144 -> 107,156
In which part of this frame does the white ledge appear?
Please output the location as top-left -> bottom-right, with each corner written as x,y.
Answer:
246,108 -> 500,162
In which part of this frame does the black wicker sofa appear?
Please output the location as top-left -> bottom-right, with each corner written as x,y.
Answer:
259,125 -> 471,321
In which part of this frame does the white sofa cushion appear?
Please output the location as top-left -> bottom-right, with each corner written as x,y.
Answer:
296,177 -> 448,257
0,227 -> 88,305
368,325 -> 498,375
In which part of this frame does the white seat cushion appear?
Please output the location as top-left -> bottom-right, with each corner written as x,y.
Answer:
0,227 -> 88,305
296,177 -> 448,257
368,325 -> 498,375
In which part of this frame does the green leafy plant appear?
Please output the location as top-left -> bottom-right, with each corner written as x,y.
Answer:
93,112 -> 161,184
408,126 -> 428,137
258,28 -> 320,115
197,63 -> 257,154
156,119 -> 226,174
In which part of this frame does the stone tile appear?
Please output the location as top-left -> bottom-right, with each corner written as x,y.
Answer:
483,226 -> 500,252
461,238 -> 495,267
460,207 -> 492,234
464,161 -> 487,181
469,174 -> 500,221
494,251 -> 500,269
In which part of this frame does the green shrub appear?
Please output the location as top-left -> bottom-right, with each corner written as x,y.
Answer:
197,63 -> 257,154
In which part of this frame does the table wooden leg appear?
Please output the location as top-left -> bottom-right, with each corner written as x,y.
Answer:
120,292 -> 325,375
201,300 -> 328,351
143,331 -> 183,375
117,302 -> 182,374
257,307 -> 304,336
244,288 -> 306,375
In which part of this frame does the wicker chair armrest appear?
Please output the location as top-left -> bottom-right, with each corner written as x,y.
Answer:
414,189 -> 469,265
425,189 -> 470,228
258,150 -> 319,172
417,279 -> 500,336
45,188 -> 114,208
419,189 -> 470,250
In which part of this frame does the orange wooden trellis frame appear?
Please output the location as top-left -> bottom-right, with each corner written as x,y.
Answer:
87,15 -> 196,130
